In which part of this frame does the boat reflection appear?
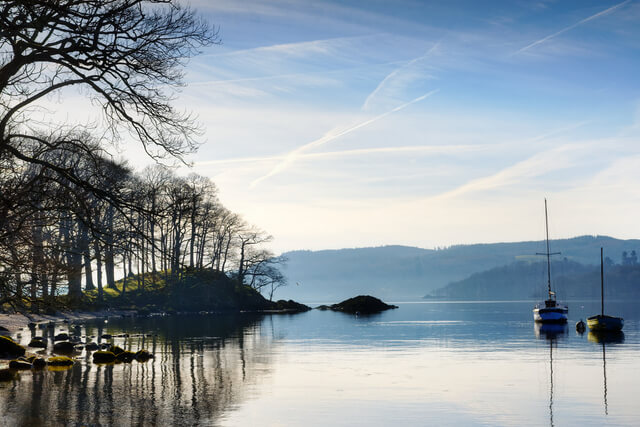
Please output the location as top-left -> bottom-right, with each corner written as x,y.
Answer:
534,322 -> 568,341
534,322 -> 567,427
587,330 -> 625,344
588,330 -> 624,416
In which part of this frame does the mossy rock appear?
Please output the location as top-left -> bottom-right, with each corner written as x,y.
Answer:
48,356 -> 74,367
0,336 -> 26,357
25,355 -> 37,363
116,351 -> 135,363
54,333 -> 69,341
92,351 -> 116,363
108,345 -> 125,355
32,358 -> 47,369
52,341 -> 75,354
0,368 -> 15,382
48,365 -> 73,372
28,337 -> 47,348
9,360 -> 32,370
134,350 -> 154,362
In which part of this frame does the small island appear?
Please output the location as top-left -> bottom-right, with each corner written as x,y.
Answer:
317,295 -> 398,314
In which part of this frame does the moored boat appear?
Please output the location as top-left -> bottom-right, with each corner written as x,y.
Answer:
587,248 -> 623,332
533,199 -> 568,323
587,315 -> 623,332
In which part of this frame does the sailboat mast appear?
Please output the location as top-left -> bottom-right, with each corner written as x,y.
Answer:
545,199 -> 552,298
601,247 -> 604,316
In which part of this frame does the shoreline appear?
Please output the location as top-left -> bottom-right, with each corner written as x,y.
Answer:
0,310 -> 137,336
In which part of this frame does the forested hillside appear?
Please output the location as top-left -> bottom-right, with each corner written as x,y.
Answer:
427,260 -> 640,301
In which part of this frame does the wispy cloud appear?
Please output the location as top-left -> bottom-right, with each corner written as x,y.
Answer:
249,90 -> 439,187
514,0 -> 631,55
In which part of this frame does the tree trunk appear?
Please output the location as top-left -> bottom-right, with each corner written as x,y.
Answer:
105,205 -> 116,289
80,222 -> 94,290
93,239 -> 103,302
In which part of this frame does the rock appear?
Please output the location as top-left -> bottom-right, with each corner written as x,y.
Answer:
54,333 -> 69,341
0,336 -> 26,357
134,350 -> 154,362
28,337 -> 47,349
108,345 -> 125,355
52,341 -> 75,354
92,351 -> 116,363
272,300 -> 312,312
116,351 -> 135,363
47,356 -> 74,366
27,322 -> 37,329
9,360 -> 32,370
0,368 -> 15,382
32,358 -> 47,369
99,343 -> 110,350
327,295 -> 398,315
0,326 -> 9,333
85,342 -> 99,351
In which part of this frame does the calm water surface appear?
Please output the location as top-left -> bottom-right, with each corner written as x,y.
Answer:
2,300 -> 640,426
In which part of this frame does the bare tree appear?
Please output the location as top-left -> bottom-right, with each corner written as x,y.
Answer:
0,1 -> 218,207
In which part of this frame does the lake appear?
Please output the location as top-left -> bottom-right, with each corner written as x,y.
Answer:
2,300 -> 640,426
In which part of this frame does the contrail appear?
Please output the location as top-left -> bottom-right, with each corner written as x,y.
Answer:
515,0 -> 630,55
195,143 -> 486,167
250,89 -> 439,187
362,41 -> 440,111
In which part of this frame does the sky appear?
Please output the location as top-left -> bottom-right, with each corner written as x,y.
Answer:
48,0 -> 640,253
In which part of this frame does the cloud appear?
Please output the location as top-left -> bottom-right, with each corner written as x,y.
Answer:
514,0 -> 631,55
249,90 -> 439,187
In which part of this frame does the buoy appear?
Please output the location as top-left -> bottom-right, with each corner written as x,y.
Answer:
576,319 -> 586,333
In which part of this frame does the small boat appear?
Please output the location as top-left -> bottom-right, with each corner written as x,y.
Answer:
533,199 -> 568,323
587,248 -> 623,332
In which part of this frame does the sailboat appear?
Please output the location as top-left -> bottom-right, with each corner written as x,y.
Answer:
587,248 -> 624,332
533,199 -> 568,323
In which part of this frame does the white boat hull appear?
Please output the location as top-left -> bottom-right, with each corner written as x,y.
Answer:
533,305 -> 568,323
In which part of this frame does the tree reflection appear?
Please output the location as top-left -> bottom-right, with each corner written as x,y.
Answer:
0,314 -> 274,425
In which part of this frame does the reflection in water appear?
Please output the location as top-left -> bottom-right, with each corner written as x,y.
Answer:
588,331 -> 625,417
0,314 -> 274,426
534,323 -> 567,427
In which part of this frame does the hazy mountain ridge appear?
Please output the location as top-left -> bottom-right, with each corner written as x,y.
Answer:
279,236 -> 640,302
428,260 -> 640,301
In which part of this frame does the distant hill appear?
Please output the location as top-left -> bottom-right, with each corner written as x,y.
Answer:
428,260 -> 640,301
278,236 -> 640,302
